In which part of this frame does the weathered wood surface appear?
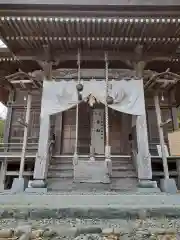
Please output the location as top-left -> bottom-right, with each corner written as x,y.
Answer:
154,94 -> 169,180
0,0 -> 179,6
0,87 -> 8,105
7,89 -> 174,156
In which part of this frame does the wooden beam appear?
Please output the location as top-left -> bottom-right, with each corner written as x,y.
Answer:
19,92 -> 32,179
14,50 -> 172,63
37,61 -> 52,80
0,6 -> 180,19
0,49 -> 177,67
0,0 -> 180,6
154,94 -> 169,179
134,60 -> 152,180
6,171 -> 33,176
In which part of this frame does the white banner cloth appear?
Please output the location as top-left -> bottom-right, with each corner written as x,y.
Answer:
41,79 -> 145,116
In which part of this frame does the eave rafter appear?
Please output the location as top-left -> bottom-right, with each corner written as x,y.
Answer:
0,15 -> 179,75
0,16 -> 180,57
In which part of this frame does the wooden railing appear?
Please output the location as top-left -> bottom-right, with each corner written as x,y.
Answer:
0,142 -> 38,160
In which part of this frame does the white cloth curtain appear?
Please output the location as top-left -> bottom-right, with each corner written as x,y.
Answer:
41,79 -> 145,117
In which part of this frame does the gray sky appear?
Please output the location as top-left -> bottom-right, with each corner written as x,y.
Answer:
0,102 -> 7,119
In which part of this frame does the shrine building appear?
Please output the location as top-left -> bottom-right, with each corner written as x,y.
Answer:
0,1 -> 180,192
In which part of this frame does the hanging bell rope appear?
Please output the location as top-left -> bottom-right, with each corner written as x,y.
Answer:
73,49 -> 82,164
104,52 -> 112,177
105,52 -> 110,156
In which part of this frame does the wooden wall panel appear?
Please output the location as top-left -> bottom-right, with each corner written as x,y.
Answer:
14,90 -> 42,105
109,109 -> 121,154
61,105 -> 131,155
61,108 -> 76,154
0,87 -> 9,105
147,108 -> 173,144
54,113 -> 62,154
61,103 -> 91,154
109,110 -> 131,155
9,90 -> 41,144
78,103 -> 91,154
9,109 -> 25,143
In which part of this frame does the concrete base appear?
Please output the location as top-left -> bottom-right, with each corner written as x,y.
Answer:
137,187 -> 161,193
1,193 -> 180,219
138,180 -> 158,188
160,178 -> 177,194
25,187 -> 47,193
11,178 -> 28,193
25,180 -> 47,193
74,160 -> 110,183
29,180 -> 47,188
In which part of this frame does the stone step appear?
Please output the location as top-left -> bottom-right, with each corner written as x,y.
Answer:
2,193 -> 180,220
112,164 -> 134,170
112,170 -> 137,178
49,164 -> 134,171
47,178 -> 138,192
50,159 -> 133,166
47,178 -> 74,191
51,157 -> 131,162
48,171 -> 73,178
50,159 -> 73,165
111,178 -> 138,190
49,164 -> 73,171
48,170 -> 136,179
47,179 -> 111,191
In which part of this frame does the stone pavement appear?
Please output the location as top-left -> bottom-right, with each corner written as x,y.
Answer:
0,193 -> 179,239
0,192 -> 179,219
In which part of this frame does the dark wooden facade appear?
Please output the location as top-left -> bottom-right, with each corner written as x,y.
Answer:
7,88 -> 174,155
0,3 -> 180,190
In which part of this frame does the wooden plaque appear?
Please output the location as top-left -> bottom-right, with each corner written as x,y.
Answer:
168,130 -> 180,156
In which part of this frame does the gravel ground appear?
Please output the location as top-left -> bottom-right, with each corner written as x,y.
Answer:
0,217 -> 179,240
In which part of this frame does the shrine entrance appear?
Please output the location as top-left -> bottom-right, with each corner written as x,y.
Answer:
61,102 -> 106,156
61,101 -> 130,157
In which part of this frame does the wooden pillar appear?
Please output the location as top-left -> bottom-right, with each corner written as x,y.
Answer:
154,94 -> 169,179
33,114 -> 50,180
19,92 -> 32,179
54,113 -> 63,154
0,90 -> 14,189
170,90 -> 180,188
169,89 -> 179,131
135,61 -> 152,180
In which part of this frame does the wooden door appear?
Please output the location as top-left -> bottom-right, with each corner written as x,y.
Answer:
61,108 -> 76,154
91,108 -> 105,154
61,103 -> 91,154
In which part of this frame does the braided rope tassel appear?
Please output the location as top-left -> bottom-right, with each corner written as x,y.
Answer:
73,49 -> 81,165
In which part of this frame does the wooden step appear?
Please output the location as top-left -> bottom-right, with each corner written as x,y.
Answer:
110,178 -> 137,190
48,170 -> 136,179
47,178 -> 138,192
49,164 -> 73,171
49,165 -> 134,172
48,171 -> 73,178
112,170 -> 137,178
112,165 -> 135,171
50,160 -> 133,165
48,180 -> 111,191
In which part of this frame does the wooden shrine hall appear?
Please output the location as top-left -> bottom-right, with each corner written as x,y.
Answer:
0,3 -> 180,192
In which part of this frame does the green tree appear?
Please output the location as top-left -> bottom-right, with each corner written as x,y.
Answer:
0,119 -> 4,143
178,110 -> 180,128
